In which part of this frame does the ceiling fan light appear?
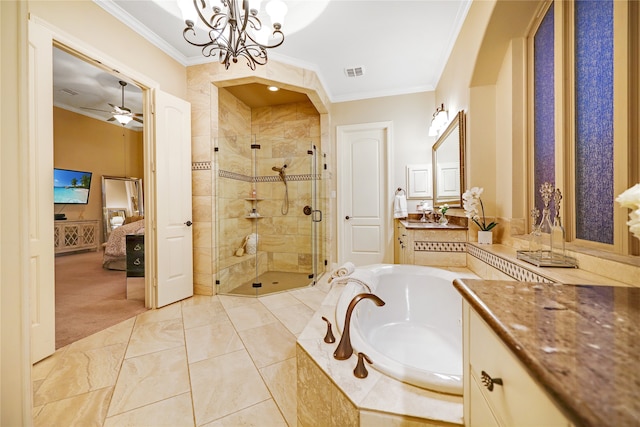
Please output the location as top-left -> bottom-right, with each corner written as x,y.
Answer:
114,114 -> 132,125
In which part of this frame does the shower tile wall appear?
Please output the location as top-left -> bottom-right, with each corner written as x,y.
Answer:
251,101 -> 320,275
215,89 -> 321,293
186,60 -> 332,296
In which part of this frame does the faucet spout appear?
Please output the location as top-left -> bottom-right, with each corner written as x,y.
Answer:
333,293 -> 385,360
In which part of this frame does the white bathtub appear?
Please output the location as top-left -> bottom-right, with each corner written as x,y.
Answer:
335,264 -> 471,395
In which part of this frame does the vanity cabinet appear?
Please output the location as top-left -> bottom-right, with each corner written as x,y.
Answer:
54,219 -> 99,254
394,220 -> 409,264
395,220 -> 467,266
463,301 -> 571,427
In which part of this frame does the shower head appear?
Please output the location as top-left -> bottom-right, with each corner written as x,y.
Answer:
272,164 -> 287,173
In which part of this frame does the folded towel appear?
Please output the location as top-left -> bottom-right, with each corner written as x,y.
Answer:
331,269 -> 379,293
329,261 -> 356,282
394,194 -> 408,218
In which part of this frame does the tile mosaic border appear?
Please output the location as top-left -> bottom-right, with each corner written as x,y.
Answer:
218,169 -> 321,183
414,241 -> 466,252
192,161 -> 211,170
467,244 -> 553,283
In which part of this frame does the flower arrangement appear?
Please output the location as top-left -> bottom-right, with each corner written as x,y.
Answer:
439,204 -> 449,216
616,183 -> 640,240
462,187 -> 498,231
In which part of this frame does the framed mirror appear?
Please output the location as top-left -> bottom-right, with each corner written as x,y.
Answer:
102,176 -> 144,242
432,110 -> 465,207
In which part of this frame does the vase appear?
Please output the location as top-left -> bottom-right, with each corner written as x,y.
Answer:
477,230 -> 493,244
439,214 -> 448,225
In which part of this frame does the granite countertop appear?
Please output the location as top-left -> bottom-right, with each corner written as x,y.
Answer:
399,219 -> 467,230
453,279 -> 640,427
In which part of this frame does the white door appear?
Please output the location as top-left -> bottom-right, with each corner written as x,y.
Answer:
154,91 -> 194,307
29,20 -> 56,363
338,122 -> 392,266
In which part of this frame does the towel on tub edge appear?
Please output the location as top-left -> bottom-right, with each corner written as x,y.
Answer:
329,261 -> 356,282
331,269 -> 378,293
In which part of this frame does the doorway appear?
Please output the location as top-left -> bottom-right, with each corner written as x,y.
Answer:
52,45 -> 148,348
337,122 -> 393,266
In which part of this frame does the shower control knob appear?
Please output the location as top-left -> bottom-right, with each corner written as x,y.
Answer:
184,220 -> 193,226
303,206 -> 312,215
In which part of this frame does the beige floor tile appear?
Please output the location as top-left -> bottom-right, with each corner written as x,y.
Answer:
190,349 -> 271,425
32,346 -> 68,382
185,317 -> 244,363
260,358 -> 297,426
34,343 -> 126,406
104,392 -> 195,427
33,387 -> 112,427
218,294 -> 261,310
134,301 -> 183,325
239,322 -> 296,368
68,317 -> 135,352
125,318 -> 185,359
226,301 -> 278,332
182,298 -> 228,330
289,287 -> 328,311
200,399 -> 287,427
259,291 -> 301,311
108,346 -> 190,417
270,303 -> 315,336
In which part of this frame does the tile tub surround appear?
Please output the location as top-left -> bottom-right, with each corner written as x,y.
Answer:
297,279 -> 467,426
453,278 -> 640,427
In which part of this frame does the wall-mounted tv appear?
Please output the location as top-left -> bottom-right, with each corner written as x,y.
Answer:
53,168 -> 93,204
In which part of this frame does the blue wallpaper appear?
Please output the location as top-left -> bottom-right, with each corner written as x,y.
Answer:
575,0 -> 614,244
534,5 -> 555,215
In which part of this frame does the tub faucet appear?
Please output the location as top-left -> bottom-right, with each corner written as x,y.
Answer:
334,293 -> 385,360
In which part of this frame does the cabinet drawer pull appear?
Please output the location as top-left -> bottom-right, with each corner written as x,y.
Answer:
481,370 -> 503,391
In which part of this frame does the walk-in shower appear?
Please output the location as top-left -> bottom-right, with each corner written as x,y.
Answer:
214,136 -> 325,296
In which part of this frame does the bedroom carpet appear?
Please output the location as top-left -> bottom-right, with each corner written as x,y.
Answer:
55,250 -> 148,349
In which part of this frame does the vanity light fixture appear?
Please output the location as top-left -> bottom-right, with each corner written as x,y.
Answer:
428,103 -> 449,137
179,0 -> 287,70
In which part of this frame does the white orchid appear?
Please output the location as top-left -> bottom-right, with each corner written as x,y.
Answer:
617,184 -> 640,240
462,186 -> 498,231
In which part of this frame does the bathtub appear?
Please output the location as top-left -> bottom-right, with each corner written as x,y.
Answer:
335,264 -> 469,395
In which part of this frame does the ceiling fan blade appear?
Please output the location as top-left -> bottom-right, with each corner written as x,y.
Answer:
81,107 -> 112,113
132,117 -> 144,124
107,117 -> 116,122
133,113 -> 143,117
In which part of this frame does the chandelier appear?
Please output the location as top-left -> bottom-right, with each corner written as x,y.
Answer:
178,0 -> 287,70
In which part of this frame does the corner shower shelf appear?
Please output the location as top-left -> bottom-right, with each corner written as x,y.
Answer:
245,214 -> 264,219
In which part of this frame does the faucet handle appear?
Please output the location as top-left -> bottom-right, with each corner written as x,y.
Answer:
321,316 -> 336,343
354,352 -> 372,378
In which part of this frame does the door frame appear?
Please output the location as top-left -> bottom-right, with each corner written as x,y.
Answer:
336,121 -> 394,266
32,16 -> 160,309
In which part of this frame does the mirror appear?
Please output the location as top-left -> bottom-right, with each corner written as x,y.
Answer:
102,176 -> 144,242
432,110 -> 465,207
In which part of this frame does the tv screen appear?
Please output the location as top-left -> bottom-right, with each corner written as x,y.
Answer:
53,168 -> 93,204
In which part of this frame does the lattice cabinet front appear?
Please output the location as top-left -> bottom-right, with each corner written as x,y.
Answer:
54,220 -> 99,254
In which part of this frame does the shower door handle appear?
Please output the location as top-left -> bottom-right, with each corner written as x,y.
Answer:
184,220 -> 193,226
312,210 -> 322,222
345,216 -> 351,220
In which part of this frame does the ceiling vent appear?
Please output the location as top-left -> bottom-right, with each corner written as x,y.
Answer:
344,66 -> 365,78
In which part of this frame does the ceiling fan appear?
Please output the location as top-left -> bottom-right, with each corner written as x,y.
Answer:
83,80 -> 143,126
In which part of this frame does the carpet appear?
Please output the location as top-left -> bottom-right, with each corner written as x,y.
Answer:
55,250 -> 148,349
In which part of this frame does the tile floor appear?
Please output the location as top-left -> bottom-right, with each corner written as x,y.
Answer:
32,284 -> 329,426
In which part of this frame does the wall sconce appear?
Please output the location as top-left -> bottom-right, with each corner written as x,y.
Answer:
428,103 -> 449,137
